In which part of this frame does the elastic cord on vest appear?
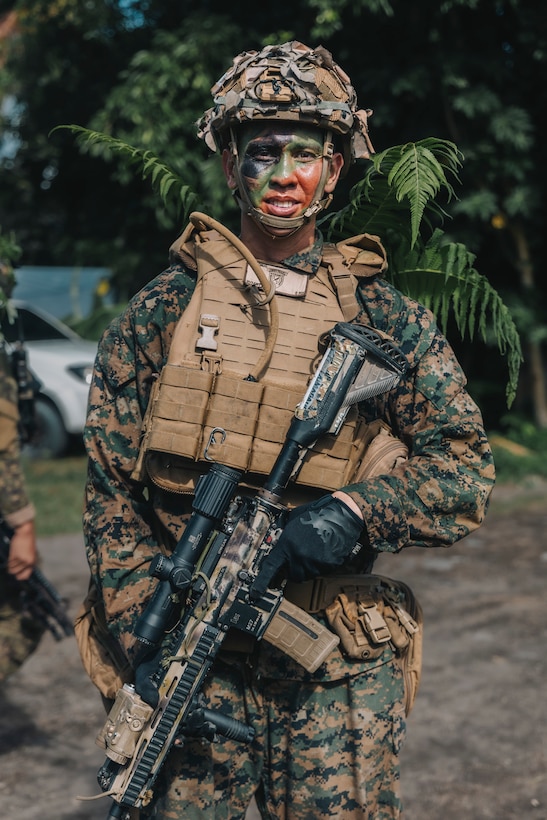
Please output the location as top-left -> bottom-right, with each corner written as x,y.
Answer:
188,212 -> 280,381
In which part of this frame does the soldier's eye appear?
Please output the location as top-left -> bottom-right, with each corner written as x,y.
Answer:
294,149 -> 321,162
247,145 -> 278,162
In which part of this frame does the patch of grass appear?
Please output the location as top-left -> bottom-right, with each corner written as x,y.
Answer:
22,455 -> 88,537
489,419 -> 547,482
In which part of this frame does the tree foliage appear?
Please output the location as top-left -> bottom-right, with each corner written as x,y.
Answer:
58,127 -> 522,405
0,0 -> 544,423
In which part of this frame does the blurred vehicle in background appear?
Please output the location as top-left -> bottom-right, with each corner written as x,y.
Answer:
2,300 -> 97,458
12,265 -> 112,322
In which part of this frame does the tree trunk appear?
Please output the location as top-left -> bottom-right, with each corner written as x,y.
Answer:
510,222 -> 547,428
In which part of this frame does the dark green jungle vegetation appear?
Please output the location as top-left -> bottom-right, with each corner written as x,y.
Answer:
2,0 -> 546,467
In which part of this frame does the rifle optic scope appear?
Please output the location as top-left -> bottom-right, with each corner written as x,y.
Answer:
135,463 -> 242,646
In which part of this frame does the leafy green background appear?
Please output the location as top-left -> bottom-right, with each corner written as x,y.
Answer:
1,0 -> 546,435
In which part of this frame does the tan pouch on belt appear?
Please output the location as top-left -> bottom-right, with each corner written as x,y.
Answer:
324,575 -> 423,715
353,419 -> 408,480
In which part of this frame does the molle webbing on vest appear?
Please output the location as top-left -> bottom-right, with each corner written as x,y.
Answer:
133,228 -> 388,496
321,233 -> 388,321
191,235 -> 346,387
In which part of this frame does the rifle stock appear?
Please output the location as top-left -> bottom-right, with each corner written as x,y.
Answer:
93,322 -> 407,818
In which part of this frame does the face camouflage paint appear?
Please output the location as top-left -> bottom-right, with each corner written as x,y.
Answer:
239,124 -> 327,220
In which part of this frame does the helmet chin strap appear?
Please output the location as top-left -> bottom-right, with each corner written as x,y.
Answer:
229,128 -> 334,237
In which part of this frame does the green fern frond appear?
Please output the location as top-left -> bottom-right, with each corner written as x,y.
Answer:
324,172 -> 415,243
51,125 -> 199,220
324,138 -> 461,247
324,140 -> 519,406
379,140 -> 460,246
389,230 -> 523,406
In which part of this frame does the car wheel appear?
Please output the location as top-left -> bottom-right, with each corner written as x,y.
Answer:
24,397 -> 69,459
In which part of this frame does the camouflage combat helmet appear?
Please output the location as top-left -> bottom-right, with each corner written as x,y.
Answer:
197,41 -> 374,233
198,41 -> 373,162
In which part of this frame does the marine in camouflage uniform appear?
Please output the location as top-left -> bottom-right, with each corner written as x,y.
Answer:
0,268 -> 43,682
82,42 -> 495,819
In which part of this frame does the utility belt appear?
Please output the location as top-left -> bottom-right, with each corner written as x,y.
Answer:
223,573 -> 423,714
289,573 -> 421,658
226,573 -> 420,645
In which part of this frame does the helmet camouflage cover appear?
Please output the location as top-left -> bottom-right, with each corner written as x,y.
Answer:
197,41 -> 374,164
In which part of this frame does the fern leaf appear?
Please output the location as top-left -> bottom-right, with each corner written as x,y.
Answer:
375,140 -> 461,246
389,232 -> 523,406
323,138 -> 461,248
322,167 -> 416,244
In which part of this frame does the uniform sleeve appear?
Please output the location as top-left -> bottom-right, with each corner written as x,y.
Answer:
0,370 -> 35,525
342,322 -> 495,553
82,268 -> 195,663
82,313 -> 158,662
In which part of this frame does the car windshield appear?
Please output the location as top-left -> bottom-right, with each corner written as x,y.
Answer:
1,308 -> 70,343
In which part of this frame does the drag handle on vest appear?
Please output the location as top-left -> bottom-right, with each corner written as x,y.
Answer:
263,322 -> 407,498
134,462 -> 242,646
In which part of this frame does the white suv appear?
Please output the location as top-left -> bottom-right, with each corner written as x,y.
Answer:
2,300 -> 98,457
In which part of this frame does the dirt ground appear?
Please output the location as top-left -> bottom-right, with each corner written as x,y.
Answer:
1,476 -> 546,820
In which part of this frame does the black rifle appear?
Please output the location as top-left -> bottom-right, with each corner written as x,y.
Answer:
93,322 -> 407,820
10,340 -> 38,445
0,515 -> 74,641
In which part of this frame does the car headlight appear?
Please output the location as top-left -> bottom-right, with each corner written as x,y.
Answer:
67,364 -> 94,385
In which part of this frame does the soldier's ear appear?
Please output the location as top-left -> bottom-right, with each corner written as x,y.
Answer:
222,149 -> 238,190
324,152 -> 344,194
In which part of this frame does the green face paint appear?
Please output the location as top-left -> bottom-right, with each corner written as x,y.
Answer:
239,124 -> 326,219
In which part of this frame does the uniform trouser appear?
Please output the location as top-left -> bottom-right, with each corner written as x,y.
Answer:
148,650 -> 407,820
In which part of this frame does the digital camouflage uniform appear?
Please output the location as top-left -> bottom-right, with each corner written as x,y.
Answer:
0,363 -> 43,682
83,228 -> 495,818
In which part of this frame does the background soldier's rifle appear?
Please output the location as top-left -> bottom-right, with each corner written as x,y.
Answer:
0,515 -> 74,641
10,339 -> 39,444
92,322 -> 408,820
2,302 -> 40,444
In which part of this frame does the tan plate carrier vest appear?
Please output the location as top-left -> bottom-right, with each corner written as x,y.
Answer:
77,223 -> 417,705
132,225 -> 407,499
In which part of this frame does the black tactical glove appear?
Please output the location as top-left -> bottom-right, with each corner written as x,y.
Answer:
251,494 -> 363,597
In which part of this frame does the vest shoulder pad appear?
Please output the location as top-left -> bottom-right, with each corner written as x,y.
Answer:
324,233 -> 387,279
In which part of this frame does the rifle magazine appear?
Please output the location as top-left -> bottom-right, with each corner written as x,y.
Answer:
262,597 -> 339,673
